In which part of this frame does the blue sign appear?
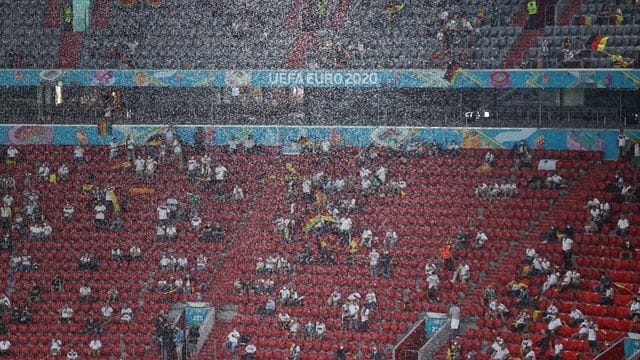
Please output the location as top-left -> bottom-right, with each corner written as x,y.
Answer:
0,69 -> 638,89
425,318 -> 447,337
185,306 -> 211,326
625,338 -> 640,358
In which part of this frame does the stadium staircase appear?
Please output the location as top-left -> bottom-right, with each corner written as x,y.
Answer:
503,29 -> 544,68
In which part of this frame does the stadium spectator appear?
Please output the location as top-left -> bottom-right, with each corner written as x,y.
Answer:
568,306 -> 585,327
616,214 -> 630,236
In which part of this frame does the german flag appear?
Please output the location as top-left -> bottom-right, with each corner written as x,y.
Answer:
587,34 -> 608,52
444,62 -> 462,83
612,15 -> 624,25
97,121 -> 112,136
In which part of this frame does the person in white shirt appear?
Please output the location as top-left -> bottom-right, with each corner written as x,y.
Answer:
547,314 -> 563,333
59,303 -> 74,321
176,256 -> 188,272
328,288 -> 341,307
63,203 -> 74,221
551,342 -> 564,359
94,202 -> 107,229
562,236 -> 574,269
425,261 -> 437,276
50,337 -> 63,356
369,249 -> 379,279
587,321 -> 599,354
384,228 -> 398,247
38,163 -> 50,182
144,156 -> 157,180
315,320 -> 326,340
622,183 -> 635,203
224,328 -> 240,353
361,226 -> 373,247
101,303 -> 114,321
542,272 -> 560,295
166,223 -> 177,241
568,306 -> 584,327
0,339 -> 11,355
365,290 -> 377,310
66,349 -> 79,360
215,164 -> 228,183
475,231 -> 488,249
546,173 -> 563,189
79,283 -> 92,302
232,185 -> 244,202
361,177 -> 372,194
492,342 -> 510,360
488,300 -> 509,322
6,146 -> 18,163
558,270 -> 580,291
523,247 -> 536,263
109,138 -> 119,162
133,156 -> 145,178
73,146 -> 84,162
279,286 -> 291,305
194,254 -> 206,271
88,338 -> 102,356
129,246 -> 141,261
28,223 -> 43,241
427,273 -> 439,302
56,164 -> 69,182
338,217 -> 352,243
301,178 -> 312,202
451,263 -> 470,283
157,204 -> 169,224
618,130 -> 628,159
173,139 -> 183,163
375,166 -> 387,184
617,214 -> 630,236
121,303 -> 133,323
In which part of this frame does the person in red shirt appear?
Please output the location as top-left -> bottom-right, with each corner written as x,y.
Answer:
441,241 -> 453,271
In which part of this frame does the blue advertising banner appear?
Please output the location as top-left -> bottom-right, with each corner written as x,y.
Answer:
185,306 -> 211,327
0,124 -> 633,160
624,338 -> 640,358
425,318 -> 447,337
1,69 -> 638,89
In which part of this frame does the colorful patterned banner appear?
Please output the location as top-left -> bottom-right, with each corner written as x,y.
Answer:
0,124 -> 634,159
1,69 -> 638,89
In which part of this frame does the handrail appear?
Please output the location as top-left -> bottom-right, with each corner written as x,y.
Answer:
392,316 -> 427,360
593,336 -> 627,360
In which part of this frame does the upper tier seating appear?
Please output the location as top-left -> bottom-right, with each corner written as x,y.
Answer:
525,0 -> 640,68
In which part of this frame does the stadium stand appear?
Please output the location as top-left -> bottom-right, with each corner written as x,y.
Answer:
525,0 -> 640,68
